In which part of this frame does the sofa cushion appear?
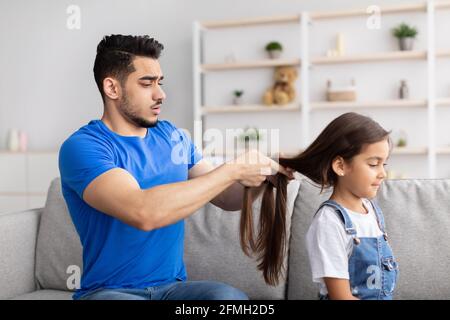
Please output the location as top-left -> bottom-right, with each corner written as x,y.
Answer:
35,178 -> 83,292
0,209 -> 42,299
184,180 -> 300,300
287,179 -> 331,300
376,179 -> 450,299
12,289 -> 73,300
287,179 -> 450,300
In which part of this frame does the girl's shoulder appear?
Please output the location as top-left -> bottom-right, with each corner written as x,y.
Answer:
313,204 -> 346,227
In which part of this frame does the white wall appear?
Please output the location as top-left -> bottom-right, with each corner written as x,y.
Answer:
0,0 -> 416,151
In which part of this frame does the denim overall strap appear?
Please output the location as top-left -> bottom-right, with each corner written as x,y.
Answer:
316,200 -> 357,236
368,200 -> 388,238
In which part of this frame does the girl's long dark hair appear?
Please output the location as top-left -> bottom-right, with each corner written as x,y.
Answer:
240,112 -> 391,286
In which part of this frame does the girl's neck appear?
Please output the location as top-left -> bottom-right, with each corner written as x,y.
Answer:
330,186 -> 368,215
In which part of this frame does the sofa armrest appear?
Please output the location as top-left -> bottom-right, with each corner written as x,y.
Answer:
0,208 -> 42,299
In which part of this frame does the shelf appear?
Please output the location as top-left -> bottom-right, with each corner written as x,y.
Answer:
203,148 -> 303,158
391,147 -> 428,155
205,147 -> 426,158
200,14 -> 300,29
436,49 -> 450,58
0,150 -> 58,154
310,3 -> 426,21
436,98 -> 450,106
436,1 -> 450,10
201,58 -> 301,72
311,51 -> 427,65
201,103 -> 300,114
0,192 -> 47,196
199,2 -> 449,27
437,147 -> 450,155
310,99 -> 427,110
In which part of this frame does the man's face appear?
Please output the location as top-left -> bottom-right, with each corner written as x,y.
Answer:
119,57 -> 166,128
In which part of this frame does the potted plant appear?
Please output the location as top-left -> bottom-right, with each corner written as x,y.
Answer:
233,90 -> 244,105
395,130 -> 408,147
238,126 -> 262,150
265,41 -> 283,59
392,23 -> 418,51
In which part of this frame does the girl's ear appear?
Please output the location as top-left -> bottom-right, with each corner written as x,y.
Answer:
331,156 -> 345,177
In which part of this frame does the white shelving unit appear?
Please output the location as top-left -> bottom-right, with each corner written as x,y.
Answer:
0,151 -> 59,213
193,0 -> 450,178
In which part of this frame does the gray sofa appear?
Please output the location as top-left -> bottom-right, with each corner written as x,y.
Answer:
1,177 -> 449,300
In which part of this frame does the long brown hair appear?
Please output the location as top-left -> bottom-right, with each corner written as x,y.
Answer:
240,112 -> 391,286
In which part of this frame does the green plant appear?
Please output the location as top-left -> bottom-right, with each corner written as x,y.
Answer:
265,41 -> 283,51
397,138 -> 407,147
392,23 -> 418,38
239,127 -> 261,142
233,90 -> 244,97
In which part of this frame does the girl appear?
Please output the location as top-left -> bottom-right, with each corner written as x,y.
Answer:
240,112 -> 398,300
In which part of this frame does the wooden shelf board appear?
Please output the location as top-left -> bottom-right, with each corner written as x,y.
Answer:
437,147 -> 450,155
201,58 -> 300,72
0,150 -> 58,155
203,148 -> 303,158
311,51 -> 427,65
311,3 -> 426,20
391,147 -> 428,155
310,100 -> 427,110
436,1 -> 450,10
0,192 -> 47,196
200,15 -> 301,29
202,103 -> 300,114
436,98 -> 450,106
199,2 -> 447,27
436,49 -> 450,57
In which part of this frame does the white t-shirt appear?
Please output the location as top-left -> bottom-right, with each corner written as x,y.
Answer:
305,198 -> 383,296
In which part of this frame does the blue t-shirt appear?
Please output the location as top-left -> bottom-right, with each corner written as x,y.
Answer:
59,119 -> 202,299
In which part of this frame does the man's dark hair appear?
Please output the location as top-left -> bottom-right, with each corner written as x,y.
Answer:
93,35 -> 164,100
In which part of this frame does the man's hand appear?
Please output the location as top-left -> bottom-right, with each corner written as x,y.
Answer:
229,150 -> 294,187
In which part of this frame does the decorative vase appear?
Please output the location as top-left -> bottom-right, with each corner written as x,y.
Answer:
19,131 -> 28,152
268,50 -> 282,59
233,96 -> 243,105
7,129 -> 20,152
336,33 -> 345,56
399,80 -> 409,99
399,37 -> 414,51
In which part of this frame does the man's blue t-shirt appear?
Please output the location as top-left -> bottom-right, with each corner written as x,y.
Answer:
59,119 -> 202,299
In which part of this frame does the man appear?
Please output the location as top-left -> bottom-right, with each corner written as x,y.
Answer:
59,35 -> 292,300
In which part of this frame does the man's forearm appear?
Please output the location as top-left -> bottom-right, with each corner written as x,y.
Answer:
139,163 -> 237,230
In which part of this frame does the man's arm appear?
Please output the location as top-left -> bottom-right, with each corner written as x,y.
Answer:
188,159 -> 265,211
83,150 -> 278,231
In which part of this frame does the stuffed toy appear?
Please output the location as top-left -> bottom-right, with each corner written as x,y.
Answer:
263,66 -> 298,105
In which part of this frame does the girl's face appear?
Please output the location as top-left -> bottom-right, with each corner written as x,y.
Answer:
341,139 -> 390,199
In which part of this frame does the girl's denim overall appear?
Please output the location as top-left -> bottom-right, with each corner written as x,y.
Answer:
317,200 -> 399,300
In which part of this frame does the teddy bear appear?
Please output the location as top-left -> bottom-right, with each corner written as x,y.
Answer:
263,66 -> 298,105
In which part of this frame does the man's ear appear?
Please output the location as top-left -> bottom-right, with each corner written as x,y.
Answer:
331,156 -> 345,177
103,77 -> 121,100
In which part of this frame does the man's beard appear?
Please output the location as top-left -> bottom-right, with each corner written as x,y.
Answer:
119,92 -> 159,128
